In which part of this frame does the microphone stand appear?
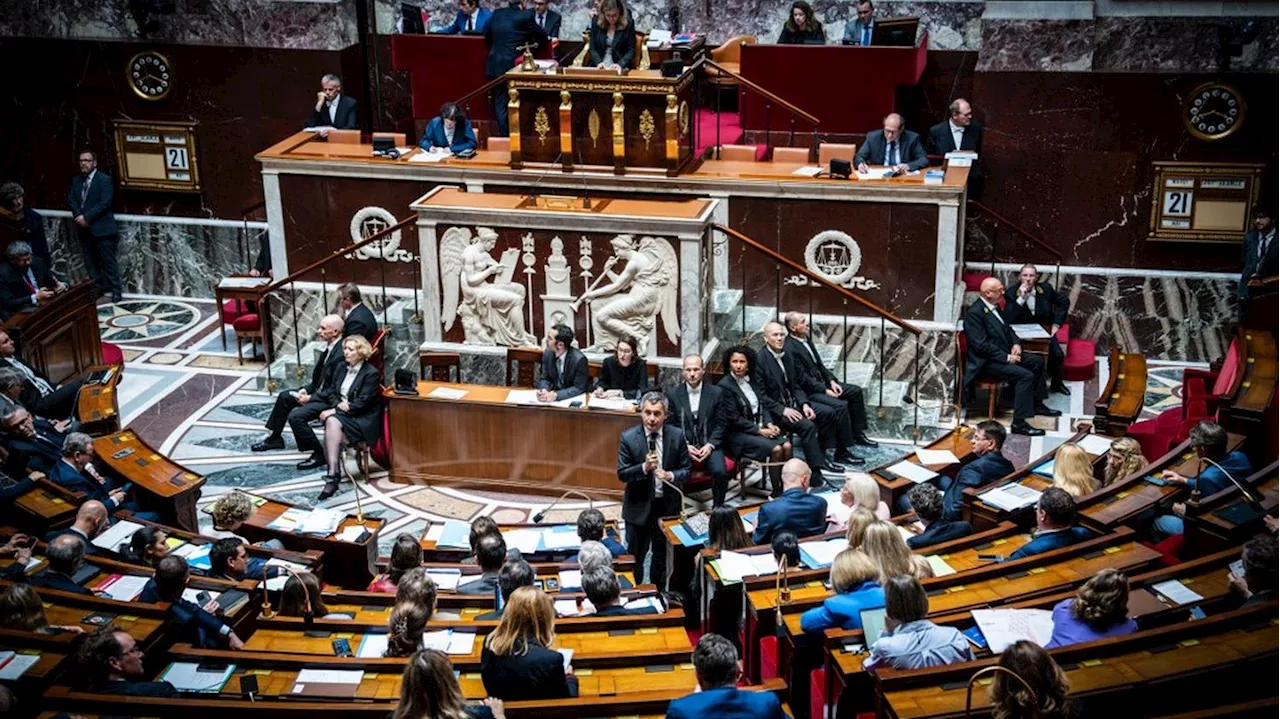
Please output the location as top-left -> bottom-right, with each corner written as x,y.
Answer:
1199,457 -> 1264,509
259,574 -> 275,619
774,554 -> 790,636
533,488 -> 594,523
660,476 -> 689,522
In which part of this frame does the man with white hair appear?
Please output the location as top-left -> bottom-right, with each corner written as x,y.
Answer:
305,73 -> 358,134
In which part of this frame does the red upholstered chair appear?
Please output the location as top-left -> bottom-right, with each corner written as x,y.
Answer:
220,299 -> 251,350
683,456 -> 738,496
1126,337 -> 1242,458
100,342 -> 124,366
957,331 -> 1003,419
232,313 -> 264,364
810,667 -> 827,719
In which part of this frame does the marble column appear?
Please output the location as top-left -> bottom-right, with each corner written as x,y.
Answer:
678,232 -> 704,355
263,171 -> 289,279
417,220 -> 443,341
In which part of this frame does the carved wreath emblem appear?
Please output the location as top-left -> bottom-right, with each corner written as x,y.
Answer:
638,109 -> 655,149
790,230 -> 881,291
347,206 -> 413,263
534,106 -> 550,144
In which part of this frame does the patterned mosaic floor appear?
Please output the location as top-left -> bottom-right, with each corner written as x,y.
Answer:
105,294 -> 1199,556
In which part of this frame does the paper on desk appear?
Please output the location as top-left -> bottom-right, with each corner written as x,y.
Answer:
714,551 -> 756,583
646,29 -> 672,45
218,277 -> 271,289
409,151 -> 449,163
336,525 -> 367,542
944,151 -> 976,167
505,389 -> 541,405
971,608 -> 1054,653
750,553 -> 779,576
447,631 -> 476,655
296,668 -> 364,684
856,167 -> 894,179
587,396 -> 636,411
887,460 -> 938,484
426,569 -> 462,591
914,449 -> 960,467
181,588 -> 205,604
427,386 -> 469,400
822,489 -> 852,527
91,520 -> 145,552
1011,324 -> 1052,340
267,507 -> 310,531
925,555 -> 957,577
502,528 -> 544,555
554,598 -> 582,617
1077,433 -> 1116,456
1152,579 -> 1204,606
896,524 -> 917,543
558,648 -> 574,671
798,538 -> 847,569
266,558 -> 309,573
979,483 -> 1041,512
301,508 -> 343,536
424,523 -> 446,542
542,527 -> 582,550
623,596 -> 666,613
0,652 -> 39,680
96,574 -> 149,602
161,662 -> 236,693
436,519 -> 471,549
422,629 -> 451,652
559,569 -> 583,589
357,633 -> 389,658
791,165 -> 824,177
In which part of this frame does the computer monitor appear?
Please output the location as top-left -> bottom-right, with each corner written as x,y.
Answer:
872,17 -> 918,47
860,606 -> 887,645
400,3 -> 425,34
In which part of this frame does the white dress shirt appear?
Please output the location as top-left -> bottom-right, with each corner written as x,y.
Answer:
8,356 -> 53,395
735,374 -> 759,417
339,361 -> 363,400
949,120 -> 965,152
1015,286 -> 1036,315
768,348 -> 788,382
980,297 -> 1004,324
686,383 -> 702,420
328,95 -> 340,125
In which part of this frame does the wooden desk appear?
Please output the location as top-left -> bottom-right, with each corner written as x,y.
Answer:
2,281 -> 102,386
214,275 -> 273,358
75,363 -> 123,437
1183,461 -> 1278,558
964,428 -> 1101,531
1221,329 -> 1277,459
11,477 -> 80,530
415,520 -> 628,564
93,430 -> 206,532
869,427 -> 976,510
119,510 -> 325,578
1094,346 -> 1148,436
236,496 -> 382,589
386,380 -> 638,497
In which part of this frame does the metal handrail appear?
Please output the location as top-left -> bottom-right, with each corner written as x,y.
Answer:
262,216 -> 416,294
702,59 -> 819,127
454,75 -> 509,110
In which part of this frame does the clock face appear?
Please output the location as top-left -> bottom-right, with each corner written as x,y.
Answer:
127,52 -> 173,101
1185,83 -> 1244,141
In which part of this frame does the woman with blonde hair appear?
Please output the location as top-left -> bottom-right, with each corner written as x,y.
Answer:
316,334 -> 384,500
861,521 -> 918,583
832,473 -> 890,530
394,650 -> 505,719
1045,568 -> 1136,648
844,506 -> 877,550
1103,437 -> 1146,486
480,587 -> 577,700
0,584 -> 83,634
989,640 -> 1073,719
386,600 -> 433,658
588,0 -> 634,70
1051,443 -> 1098,498
799,548 -> 884,634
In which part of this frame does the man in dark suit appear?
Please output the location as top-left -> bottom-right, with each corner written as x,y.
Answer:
962,278 -> 1059,436
0,329 -> 84,421
666,633 -> 788,719
475,558 -> 534,619
618,392 -> 691,590
67,150 -> 122,302
751,458 -> 827,544
2,405 -> 67,476
784,312 -> 876,450
531,0 -> 561,38
442,0 -> 493,33
251,231 -> 271,277
905,483 -> 971,550
1007,487 -> 1093,560
485,0 -> 549,136
0,241 -> 65,319
457,533 -> 507,594
1002,264 -> 1070,395
666,354 -> 732,506
0,469 -> 33,510
151,555 -> 245,649
583,566 -> 658,616
252,315 -> 346,453
756,322 -> 845,482
44,501 -> 109,557
855,113 -> 929,174
305,73 -> 359,134
29,534 -> 93,595
1239,205 -> 1277,322
942,420 -> 1014,521
78,628 -> 179,697
337,282 -> 377,342
927,98 -> 983,197
49,432 -> 125,513
536,323 -> 589,401
841,0 -> 876,45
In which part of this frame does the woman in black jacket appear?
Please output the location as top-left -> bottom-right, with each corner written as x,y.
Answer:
716,345 -> 792,496
777,0 -> 825,44
317,334 -> 383,500
480,586 -> 577,701
588,0 -> 635,70
593,336 -> 647,400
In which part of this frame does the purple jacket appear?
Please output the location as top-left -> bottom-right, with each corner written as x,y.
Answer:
1044,598 -> 1137,648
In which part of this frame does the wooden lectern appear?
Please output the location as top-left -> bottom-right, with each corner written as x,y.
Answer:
506,67 -> 697,176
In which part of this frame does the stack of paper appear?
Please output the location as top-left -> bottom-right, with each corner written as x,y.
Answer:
293,668 -> 364,694
558,648 -> 574,671
971,608 -> 1054,652
91,520 -> 145,553
1152,579 -> 1204,606
161,662 -> 237,693
218,277 -> 271,289
924,555 -> 957,576
409,151 -> 450,164
426,568 -> 462,591
0,651 -> 40,680
914,449 -> 961,467
887,461 -> 938,484
712,551 -> 779,583
336,525 -> 368,542
93,574 -> 150,602
434,520 -> 472,549
798,538 -> 848,569
541,526 -> 581,551
1077,434 -> 1116,456
559,569 -> 583,589
427,386 -> 468,400
421,630 -> 476,655
979,483 -> 1042,511
622,596 -> 665,613
171,542 -> 212,570
267,507 -> 310,532
357,633 -> 390,658
504,389 -> 541,405
554,598 -> 582,617
791,165 -> 824,177
502,528 -> 545,555
301,509 -> 343,536
1011,324 -> 1052,340
821,490 -> 852,527
588,396 -> 637,411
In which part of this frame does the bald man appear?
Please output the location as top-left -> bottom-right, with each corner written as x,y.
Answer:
31,534 -> 93,594
45,499 -> 109,555
253,314 -> 346,455
751,458 -> 828,544
855,113 -> 928,175
962,278 -> 1058,436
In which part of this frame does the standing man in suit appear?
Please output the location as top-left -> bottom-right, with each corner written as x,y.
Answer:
67,150 -> 122,303
941,420 -> 1013,520
841,0 -> 876,45
666,354 -> 732,506
485,0 -> 549,136
855,113 -> 929,175
784,312 -> 876,450
252,315 -> 346,452
536,323 -> 589,401
927,98 -> 983,197
962,278 -> 1060,436
756,322 -> 845,482
1002,264 -> 1070,395
336,282 -> 377,342
305,73 -> 359,136
531,0 -> 561,37
0,241 -> 65,319
666,633 -> 787,719
617,392 -> 691,589
751,458 -> 827,544
442,0 -> 492,33
0,330 -> 84,421
1239,205 -> 1277,323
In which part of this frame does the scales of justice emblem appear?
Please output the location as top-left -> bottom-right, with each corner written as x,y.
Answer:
787,230 -> 881,291
347,206 -> 414,263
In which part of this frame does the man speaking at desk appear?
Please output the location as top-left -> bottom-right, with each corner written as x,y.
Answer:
305,74 -> 358,137
855,113 -> 928,175
618,392 -> 690,591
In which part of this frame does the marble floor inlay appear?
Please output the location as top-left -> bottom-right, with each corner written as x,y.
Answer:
99,299 -> 202,342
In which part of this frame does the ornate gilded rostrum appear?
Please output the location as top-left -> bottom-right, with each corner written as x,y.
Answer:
638,109 -> 655,150
679,101 -> 690,138
588,109 -> 601,148
534,106 -> 551,144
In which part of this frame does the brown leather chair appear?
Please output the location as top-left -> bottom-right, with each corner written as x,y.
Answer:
818,142 -> 857,166
371,132 -> 407,146
488,136 -> 510,152
708,35 -> 756,86
772,147 -> 811,163
506,347 -> 543,387
571,29 -> 650,69
419,352 -> 462,382
326,129 -> 361,144
719,144 -> 760,162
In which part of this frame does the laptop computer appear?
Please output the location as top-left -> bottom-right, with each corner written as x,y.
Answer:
860,606 -> 887,646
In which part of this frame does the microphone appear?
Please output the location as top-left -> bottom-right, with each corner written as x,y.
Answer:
1199,458 -> 1263,509
281,568 -> 314,627
774,553 -> 790,637
526,151 -> 564,204
533,488 -> 594,523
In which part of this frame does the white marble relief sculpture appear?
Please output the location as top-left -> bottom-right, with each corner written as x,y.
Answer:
576,235 -> 679,354
348,206 -> 414,263
440,226 -> 537,347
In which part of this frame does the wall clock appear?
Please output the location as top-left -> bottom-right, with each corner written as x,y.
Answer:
1184,82 -> 1244,141
127,51 -> 173,101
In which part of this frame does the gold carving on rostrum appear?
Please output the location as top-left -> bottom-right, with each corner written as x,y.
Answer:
679,101 -> 690,137
588,109 -> 601,148
638,109 -> 655,149
534,106 -> 550,144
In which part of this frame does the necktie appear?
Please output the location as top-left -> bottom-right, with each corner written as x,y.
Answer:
1261,234 -> 1273,262
888,141 -> 898,166
466,15 -> 473,31
23,269 -> 36,294
862,25 -> 870,45
538,13 -> 544,27
649,432 -> 663,495
81,175 -> 91,204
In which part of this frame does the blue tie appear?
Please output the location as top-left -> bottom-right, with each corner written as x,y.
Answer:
887,141 -> 898,166
862,26 -> 870,45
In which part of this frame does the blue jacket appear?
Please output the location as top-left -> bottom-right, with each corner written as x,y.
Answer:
666,685 -> 789,719
443,7 -> 491,34
752,487 -> 828,544
1190,451 -> 1253,496
907,520 -> 972,550
420,116 -> 478,155
1008,526 -> 1093,560
49,459 -> 118,512
799,580 -> 885,634
168,597 -> 232,649
944,451 -> 1015,521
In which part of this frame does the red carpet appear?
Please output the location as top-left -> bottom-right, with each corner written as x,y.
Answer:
695,108 -> 743,156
